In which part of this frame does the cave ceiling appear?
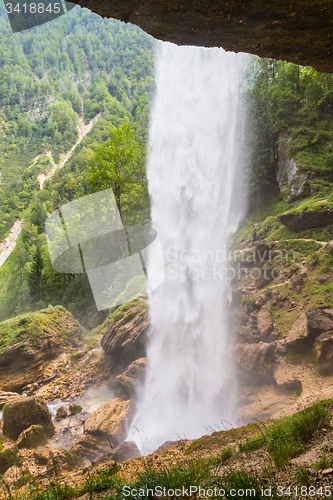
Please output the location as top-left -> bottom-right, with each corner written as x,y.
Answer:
74,0 -> 333,73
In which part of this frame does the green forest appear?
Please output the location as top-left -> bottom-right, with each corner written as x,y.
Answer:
0,4 -> 154,326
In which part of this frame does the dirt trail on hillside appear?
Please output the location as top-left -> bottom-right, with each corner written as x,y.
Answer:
0,219 -> 23,268
37,113 -> 101,189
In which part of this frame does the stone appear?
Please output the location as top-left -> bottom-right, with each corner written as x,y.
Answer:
113,358 -> 147,400
308,259 -> 318,267
306,306 -> 333,337
3,396 -> 55,440
2,465 -> 23,488
234,342 -> 276,384
236,326 -> 261,344
255,242 -> 270,262
0,391 -> 20,409
255,266 -> 274,289
56,406 -> 68,420
257,304 -> 273,337
101,299 -> 149,372
84,398 -> 135,447
112,441 -> 141,462
91,441 -> 141,466
278,210 -> 333,231
318,273 -> 333,283
16,424 -> 48,449
47,448 -> 80,472
314,331 -> 333,375
284,307 -> 333,352
326,243 -> 333,256
276,378 -> 302,395
254,295 -> 266,308
69,403 -> 82,415
33,447 -> 49,465
70,433 -> 111,461
292,273 -> 304,288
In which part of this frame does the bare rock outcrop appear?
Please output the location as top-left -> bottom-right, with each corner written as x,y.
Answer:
234,342 -> 276,384
314,331 -> 333,375
101,299 -> 149,372
257,304 -> 273,337
112,357 -> 147,400
284,307 -> 333,352
0,307 -> 82,392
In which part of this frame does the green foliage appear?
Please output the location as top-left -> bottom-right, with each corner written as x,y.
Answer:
313,452 -> 333,471
239,402 -> 328,467
0,6 -> 153,325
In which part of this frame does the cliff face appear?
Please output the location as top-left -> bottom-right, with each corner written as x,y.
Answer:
73,0 -> 333,72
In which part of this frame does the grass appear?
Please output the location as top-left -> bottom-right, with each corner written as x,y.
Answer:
0,306 -> 75,351
239,402 -> 328,467
313,452 -> 333,471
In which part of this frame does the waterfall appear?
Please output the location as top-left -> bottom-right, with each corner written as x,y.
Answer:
128,42 -> 248,454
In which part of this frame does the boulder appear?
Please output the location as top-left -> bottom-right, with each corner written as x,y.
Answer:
91,441 -> 141,466
113,358 -> 147,400
276,134 -> 309,202
306,306 -> 333,336
16,424 -> 47,449
47,448 -> 80,472
284,307 -> 333,352
255,266 -> 274,289
254,295 -> 266,309
33,447 -> 49,465
234,342 -> 276,384
2,465 -> 23,488
314,331 -> 333,375
275,378 -> 302,394
326,242 -> 333,256
0,391 -> 20,409
254,242 -> 270,262
257,304 -> 273,337
70,433 -> 111,461
84,398 -> 135,447
56,406 -> 68,420
292,273 -> 304,288
101,299 -> 149,372
69,403 -> 82,415
278,210 -> 333,231
3,397 -> 55,440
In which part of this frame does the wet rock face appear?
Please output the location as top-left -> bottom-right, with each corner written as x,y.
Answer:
73,0 -> 333,73
3,397 -> 55,440
101,300 -> 149,372
84,397 -> 135,446
234,342 -> 276,384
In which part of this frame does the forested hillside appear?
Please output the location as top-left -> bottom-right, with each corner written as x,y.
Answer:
0,5 -> 154,325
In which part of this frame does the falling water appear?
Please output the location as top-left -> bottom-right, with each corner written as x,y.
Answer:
128,42 -> 248,453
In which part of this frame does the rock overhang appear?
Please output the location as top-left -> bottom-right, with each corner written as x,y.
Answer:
72,0 -> 333,73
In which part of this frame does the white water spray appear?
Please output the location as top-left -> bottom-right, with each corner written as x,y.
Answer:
128,42 -> 248,453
